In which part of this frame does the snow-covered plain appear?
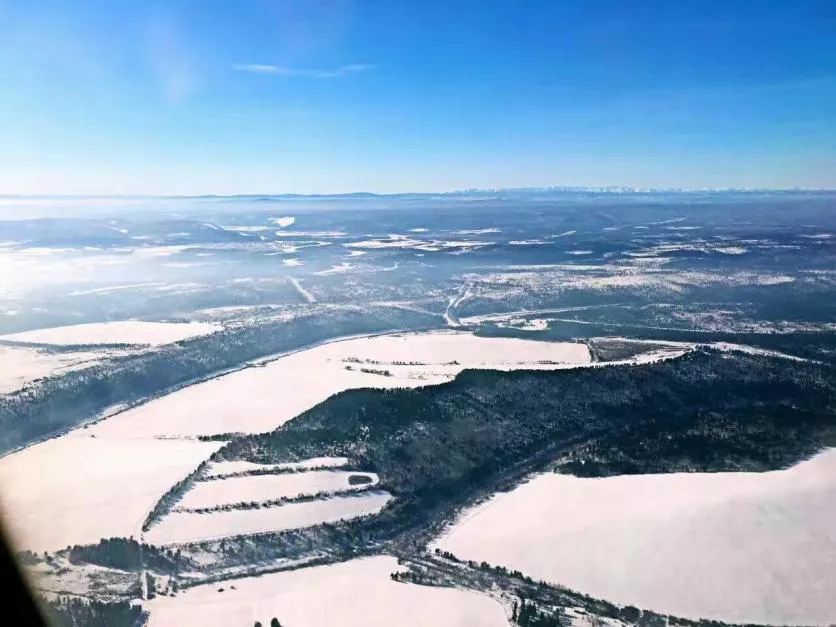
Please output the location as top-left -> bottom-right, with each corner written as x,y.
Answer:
0,344 -> 136,393
146,555 -> 507,627
0,435 -> 222,553
147,491 -> 392,544
178,471 -> 379,509
434,449 -> 836,625
0,330 -> 591,556
270,216 -> 295,228
84,331 -> 592,439
0,320 -> 220,347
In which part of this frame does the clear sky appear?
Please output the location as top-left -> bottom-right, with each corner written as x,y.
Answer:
1,0 -> 835,194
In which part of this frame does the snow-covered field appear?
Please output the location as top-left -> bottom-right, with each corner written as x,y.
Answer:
204,457 -> 349,478
0,330 -> 592,556
146,555 -> 507,627
0,344 -> 136,393
146,491 -> 392,544
434,449 -> 836,625
270,216 -> 295,228
178,471 -> 379,509
84,331 -> 592,438
0,320 -> 220,346
0,434 -> 222,553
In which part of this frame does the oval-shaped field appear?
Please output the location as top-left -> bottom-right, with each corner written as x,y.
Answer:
178,471 -> 379,510
147,491 -> 393,544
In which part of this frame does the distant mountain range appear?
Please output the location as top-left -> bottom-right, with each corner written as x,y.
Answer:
2,187 -> 834,201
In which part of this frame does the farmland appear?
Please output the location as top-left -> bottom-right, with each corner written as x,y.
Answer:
146,556 -> 508,627
0,320 -> 220,347
176,471 -> 379,510
435,449 -> 836,625
0,435 -> 221,553
146,491 -> 393,545
5,330 -> 836,626
1,191 -> 835,627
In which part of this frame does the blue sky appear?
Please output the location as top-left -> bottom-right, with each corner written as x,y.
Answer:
1,0 -> 835,194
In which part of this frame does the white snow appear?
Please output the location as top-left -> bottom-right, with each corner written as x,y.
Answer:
0,321 -> 220,347
455,228 -> 501,235
434,449 -> 836,625
346,235 -> 425,249
315,262 -> 355,275
516,318 -> 549,331
83,331 -> 591,439
273,230 -> 346,237
205,457 -> 349,479
178,471 -> 379,509
222,225 -> 274,233
0,435 -> 222,553
465,265 -> 796,297
711,341 -> 810,362
145,555 -> 507,627
0,345 -> 134,394
345,235 -> 493,251
146,491 -> 392,544
628,242 -> 753,258
68,282 -> 164,296
435,240 -> 493,249
132,246 -> 191,258
289,277 -> 316,302
270,216 -> 296,228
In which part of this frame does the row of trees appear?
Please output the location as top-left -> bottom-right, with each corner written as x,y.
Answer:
143,461 -> 209,531
198,462 -> 350,482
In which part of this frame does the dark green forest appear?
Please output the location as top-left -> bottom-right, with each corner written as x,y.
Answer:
40,597 -> 143,627
66,537 -> 187,574
219,349 -> 836,536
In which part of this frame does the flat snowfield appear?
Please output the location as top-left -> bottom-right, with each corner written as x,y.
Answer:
204,457 -> 349,478
146,491 -> 392,544
0,344 -> 133,393
0,434 -> 222,553
85,330 -> 592,438
434,449 -> 836,625
179,471 -> 379,509
146,555 -> 507,627
0,320 -> 220,346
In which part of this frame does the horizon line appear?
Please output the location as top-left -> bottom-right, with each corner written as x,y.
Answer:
1,186 -> 835,200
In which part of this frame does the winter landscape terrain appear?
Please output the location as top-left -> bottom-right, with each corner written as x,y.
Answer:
1,190 -> 835,627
